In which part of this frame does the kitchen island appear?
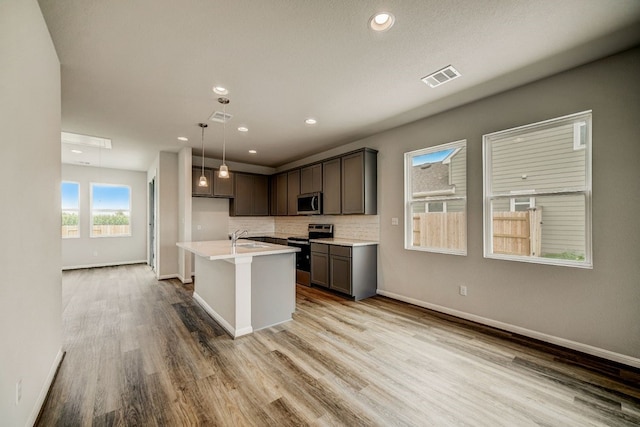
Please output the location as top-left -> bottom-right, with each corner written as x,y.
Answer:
176,239 -> 299,338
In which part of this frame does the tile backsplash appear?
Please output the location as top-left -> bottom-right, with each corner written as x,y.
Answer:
276,215 -> 379,241
228,217 -> 275,236
228,215 -> 380,241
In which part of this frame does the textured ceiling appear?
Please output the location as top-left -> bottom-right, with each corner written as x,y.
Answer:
38,0 -> 640,171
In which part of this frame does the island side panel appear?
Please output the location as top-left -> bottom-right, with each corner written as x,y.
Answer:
251,253 -> 296,330
194,255 -> 237,335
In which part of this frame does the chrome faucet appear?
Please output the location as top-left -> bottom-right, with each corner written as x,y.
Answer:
231,229 -> 248,248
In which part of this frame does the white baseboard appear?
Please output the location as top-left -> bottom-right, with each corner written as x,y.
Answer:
62,260 -> 147,271
193,292 -> 252,338
28,348 -> 64,426
177,274 -> 193,284
376,289 -> 640,369
157,273 -> 179,280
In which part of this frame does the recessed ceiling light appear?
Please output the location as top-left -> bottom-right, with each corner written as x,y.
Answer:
305,118 -> 317,125
238,126 -> 249,132
421,65 -> 461,88
369,12 -> 395,32
177,136 -> 188,142
71,149 -> 82,154
212,86 -> 228,95
248,149 -> 257,154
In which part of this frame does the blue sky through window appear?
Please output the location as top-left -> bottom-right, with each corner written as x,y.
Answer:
61,182 -> 79,209
92,184 -> 130,211
412,148 -> 454,166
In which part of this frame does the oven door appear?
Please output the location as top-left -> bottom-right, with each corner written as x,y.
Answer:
287,239 -> 311,286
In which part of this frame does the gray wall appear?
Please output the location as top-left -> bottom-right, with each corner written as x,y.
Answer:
61,164 -> 148,269
281,47 -> 640,363
0,0 -> 63,424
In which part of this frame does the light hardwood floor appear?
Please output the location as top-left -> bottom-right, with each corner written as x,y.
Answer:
37,264 -> 640,426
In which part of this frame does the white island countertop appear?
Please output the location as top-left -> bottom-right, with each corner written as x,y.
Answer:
177,239 -> 299,261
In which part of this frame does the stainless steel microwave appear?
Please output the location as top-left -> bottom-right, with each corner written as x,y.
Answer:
297,192 -> 322,215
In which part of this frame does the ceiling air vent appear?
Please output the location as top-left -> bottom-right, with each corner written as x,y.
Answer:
209,111 -> 233,123
421,65 -> 461,88
61,131 -> 112,149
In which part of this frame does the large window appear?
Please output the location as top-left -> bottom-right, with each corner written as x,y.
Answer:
405,140 -> 467,255
61,181 -> 80,238
483,111 -> 592,267
90,183 -> 131,237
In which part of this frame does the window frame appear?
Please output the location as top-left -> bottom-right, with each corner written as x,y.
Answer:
61,181 -> 81,239
483,111 -> 592,268
90,183 -> 132,238
404,139 -> 467,256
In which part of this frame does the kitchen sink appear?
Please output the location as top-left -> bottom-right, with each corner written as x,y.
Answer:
235,242 -> 270,249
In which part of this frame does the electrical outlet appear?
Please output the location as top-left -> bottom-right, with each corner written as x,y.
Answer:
391,217 -> 399,226
16,379 -> 22,405
459,285 -> 468,296
93,251 -> 98,257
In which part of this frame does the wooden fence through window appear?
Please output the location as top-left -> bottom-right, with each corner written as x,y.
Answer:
492,208 -> 542,256
91,225 -> 130,236
412,212 -> 466,250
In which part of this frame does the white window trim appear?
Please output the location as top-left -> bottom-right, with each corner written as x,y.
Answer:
404,139 -> 467,256
426,201 -> 448,213
90,183 -> 132,238
62,181 -> 81,239
482,111 -> 592,268
509,197 -> 535,212
573,121 -> 587,150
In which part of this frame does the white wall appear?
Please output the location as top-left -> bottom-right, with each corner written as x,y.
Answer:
0,0 -> 63,425
177,147 -> 193,283
279,47 -> 640,365
61,164 -> 147,269
155,152 -> 179,279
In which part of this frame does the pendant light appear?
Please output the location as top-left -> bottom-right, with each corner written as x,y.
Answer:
198,123 -> 208,187
218,97 -> 230,178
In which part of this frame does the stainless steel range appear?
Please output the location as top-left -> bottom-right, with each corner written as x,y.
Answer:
287,224 -> 333,286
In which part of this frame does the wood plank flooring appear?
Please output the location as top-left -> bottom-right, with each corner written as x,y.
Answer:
37,264 -> 640,426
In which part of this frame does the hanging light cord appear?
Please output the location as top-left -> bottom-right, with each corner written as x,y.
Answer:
222,102 -> 226,166
201,124 -> 205,178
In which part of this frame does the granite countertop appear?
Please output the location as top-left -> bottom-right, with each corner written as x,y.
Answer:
177,239 -> 299,261
309,237 -> 379,247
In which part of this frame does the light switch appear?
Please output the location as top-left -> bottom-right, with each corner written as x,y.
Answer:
391,217 -> 399,226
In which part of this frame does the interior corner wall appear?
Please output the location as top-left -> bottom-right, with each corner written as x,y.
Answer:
282,47 -> 640,364
157,152 -> 179,279
61,164 -> 148,269
178,148 -> 193,283
0,0 -> 63,425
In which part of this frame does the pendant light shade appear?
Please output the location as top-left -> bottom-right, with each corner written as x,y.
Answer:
218,97 -> 230,179
198,123 -> 208,187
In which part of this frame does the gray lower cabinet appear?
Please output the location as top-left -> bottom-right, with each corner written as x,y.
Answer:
311,242 -> 377,300
310,243 -> 329,288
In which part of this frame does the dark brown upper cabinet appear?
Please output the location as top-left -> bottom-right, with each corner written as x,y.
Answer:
229,172 -> 269,216
287,170 -> 300,215
341,149 -> 377,215
300,163 -> 322,194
